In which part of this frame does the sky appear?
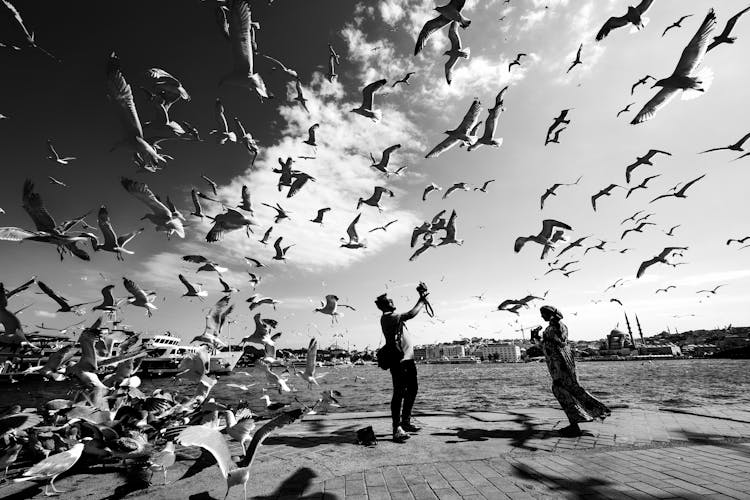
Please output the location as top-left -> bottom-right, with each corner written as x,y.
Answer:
1,0 -> 749,351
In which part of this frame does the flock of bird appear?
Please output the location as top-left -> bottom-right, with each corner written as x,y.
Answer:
0,0 -> 749,497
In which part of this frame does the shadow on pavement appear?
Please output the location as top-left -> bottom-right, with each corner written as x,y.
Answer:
262,424 -> 358,449
513,462 -> 619,499
252,467 -> 337,499
677,430 -> 750,456
431,412 -> 558,450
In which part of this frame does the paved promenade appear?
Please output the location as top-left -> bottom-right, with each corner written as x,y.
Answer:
3,404 -> 750,499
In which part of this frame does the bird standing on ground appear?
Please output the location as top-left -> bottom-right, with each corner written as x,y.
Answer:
14,443 -> 85,496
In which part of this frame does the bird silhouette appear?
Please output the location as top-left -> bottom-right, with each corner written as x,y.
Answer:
650,174 -> 705,203
596,0 -> 655,41
662,14 -> 693,37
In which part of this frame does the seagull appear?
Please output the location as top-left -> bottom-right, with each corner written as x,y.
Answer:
106,53 -> 164,167
247,272 -> 261,288
540,176 -> 582,210
545,260 -> 580,275
259,394 -> 289,411
121,178 -> 185,239
123,277 -> 157,316
179,274 -> 208,300
259,53 -> 299,80
392,72 -> 415,87
47,176 -> 67,188
631,75 -> 656,95
610,298 -> 624,306
310,208 -> 330,225
294,80 -> 309,113
664,225 -> 681,236
707,5 -> 750,51
183,255 -> 228,274
287,172 -> 315,198
315,295 -> 356,324
93,285 -> 118,313
369,220 -> 398,233
621,221 -> 656,240
697,284 -> 726,295
727,236 -> 750,246
242,313 -> 278,346
591,184 -> 624,211
84,205 -> 143,260
631,9 -> 717,125
351,79 -> 387,120
635,212 -> 655,224
444,21 -> 470,84
567,44 -> 583,73
0,0 -> 59,61
190,189 -> 205,219
206,209 -> 256,242
262,202 -> 290,223
467,91 -> 504,151
14,443 -> 85,496
438,210 -> 463,246
584,239 -> 608,255
177,407 -> 309,500
636,247 -> 688,278
234,117 -> 259,164
46,140 -> 76,165
303,123 -> 319,150
370,144 -> 401,176
247,294 -> 280,311
210,98 -> 237,144
650,174 -> 705,203
508,53 -> 526,71
556,236 -> 590,258
35,281 -> 92,314
244,256 -> 264,268
423,183 -> 443,201
274,156 -> 296,191
238,185 -> 253,214
617,102 -> 636,117
219,278 -> 240,294
595,0 -> 655,41
257,361 -> 291,393
604,278 -> 625,293
146,67 -> 190,101
426,98 -> 482,158
258,226 -> 273,244
357,186 -> 394,211
272,236 -> 293,260
663,14 -> 693,37
326,49 -> 338,82
296,338 -> 328,388
341,213 -> 366,249
546,109 -> 571,142
626,174 -> 661,197
514,219 -> 573,259
656,285 -> 677,294
0,180 -> 91,261
220,0 -> 268,99
545,127 -> 566,145
414,0 -> 471,56
474,180 -> 496,192
443,182 -> 471,199
700,131 -> 750,155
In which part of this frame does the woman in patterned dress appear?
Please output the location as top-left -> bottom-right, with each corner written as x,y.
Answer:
538,305 -> 611,436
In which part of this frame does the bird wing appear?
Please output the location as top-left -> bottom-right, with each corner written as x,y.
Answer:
179,274 -> 196,294
120,178 -> 171,218
382,144 -> 401,163
97,206 -> 118,248
541,219 -> 572,239
37,281 -> 70,310
214,98 -> 229,132
22,180 -> 57,232
480,106 -> 500,141
447,21 -> 461,50
596,15 -> 630,41
237,407 -> 306,468
361,79 -> 387,110
672,9 -> 716,77
714,6 -> 750,47
425,136 -> 461,158
177,426 -> 234,479
415,15 -> 450,55
631,88 -> 678,124
287,174 -> 312,198
346,213 -> 361,242
0,227 -> 37,241
454,99 -> 482,135
123,278 -> 149,302
229,0 -> 254,74
191,189 -> 203,215
636,256 -> 660,278
635,0 -> 654,15
306,338 -> 318,375
183,255 -> 209,265
678,174 -> 706,195
273,237 -> 283,257
106,52 -> 143,138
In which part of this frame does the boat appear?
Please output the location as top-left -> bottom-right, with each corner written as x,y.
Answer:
130,333 -> 242,377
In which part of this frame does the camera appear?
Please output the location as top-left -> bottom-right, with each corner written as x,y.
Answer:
416,281 -> 428,296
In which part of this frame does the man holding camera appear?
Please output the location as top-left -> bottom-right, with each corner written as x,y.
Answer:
374,282 -> 430,442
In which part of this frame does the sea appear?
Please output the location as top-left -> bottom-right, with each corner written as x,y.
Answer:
3,359 -> 750,416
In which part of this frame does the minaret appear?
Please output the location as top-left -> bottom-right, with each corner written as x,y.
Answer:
624,312 -> 636,348
635,314 -> 645,346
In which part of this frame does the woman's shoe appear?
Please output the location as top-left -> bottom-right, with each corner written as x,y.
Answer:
402,422 -> 421,432
393,426 -> 410,443
558,424 -> 583,437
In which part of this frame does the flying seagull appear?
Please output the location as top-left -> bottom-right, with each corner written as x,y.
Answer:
621,221 -> 656,240
656,285 -> 677,294
616,102 -> 636,117
36,281 -> 93,314
697,284 -> 727,295
310,208 -> 330,225
121,178 -> 184,239
631,9 -> 717,125
663,14 -> 693,37
474,180 -> 496,192
625,149 -> 671,183
46,140 -> 76,165
650,174 -> 706,203
357,186 -> 394,211
567,44 -> 583,73
341,213 -> 366,249
591,184 -> 623,211
508,53 -> 526,71
444,22 -> 470,85
123,277 -> 157,316
370,144 -> 401,176
206,209 -> 255,242
294,80 -> 309,113
392,72 -> 415,87
262,203 -> 290,223
85,205 -> 144,260
272,236 -> 293,260
596,0 -> 655,41
540,176 -> 582,210
220,0 -> 268,99
210,98 -> 237,144
631,75 -> 656,95
369,220 -> 398,233
303,123 -> 319,150
546,109 -> 571,142
707,5 -> 750,52
183,255 -> 228,274
636,247 -> 688,278
179,274 -> 208,300
699,131 -> 750,155
422,183 -> 443,201
352,79 -> 387,120
414,0 -> 471,56
514,219 -> 573,259
426,98 -> 482,158
0,0 -> 59,62
234,117 -> 259,164
467,91 -> 504,151
626,174 -> 661,198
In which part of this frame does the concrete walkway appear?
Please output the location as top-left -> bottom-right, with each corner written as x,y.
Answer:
3,404 -> 750,499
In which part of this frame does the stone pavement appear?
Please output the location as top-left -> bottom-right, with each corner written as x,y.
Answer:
3,404 -> 750,499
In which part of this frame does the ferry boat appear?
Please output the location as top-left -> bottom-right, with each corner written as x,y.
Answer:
135,332 -> 242,377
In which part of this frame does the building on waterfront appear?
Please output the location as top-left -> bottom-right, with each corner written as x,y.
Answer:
682,344 -> 718,357
598,328 -> 636,356
718,335 -> 749,350
637,343 -> 682,356
425,344 -> 465,359
413,346 -> 427,361
472,343 -> 521,362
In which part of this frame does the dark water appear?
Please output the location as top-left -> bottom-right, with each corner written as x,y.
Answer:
3,359 -> 750,415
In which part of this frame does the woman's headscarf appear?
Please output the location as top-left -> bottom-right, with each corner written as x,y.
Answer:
540,305 -> 563,320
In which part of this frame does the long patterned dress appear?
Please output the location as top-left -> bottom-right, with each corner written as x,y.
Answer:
542,320 -> 611,424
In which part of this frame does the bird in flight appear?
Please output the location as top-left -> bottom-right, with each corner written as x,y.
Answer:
631,9 -> 717,125
426,98 -> 482,158
626,174 -> 661,198
567,44 -> 583,73
392,72 -> 415,87
514,219 -> 573,259
508,52 -> 526,71
707,5 -> 750,52
656,285 -> 677,294
220,0 -> 268,99
341,213 -> 366,249
310,207 -> 331,225
467,90 -> 504,151
697,284 -> 727,295
545,127 -> 566,146
540,176 -> 581,210
414,0 -> 471,56
591,184 -> 623,211
631,75 -> 656,95
621,221 -> 656,240
596,0 -> 655,41
369,220 -> 398,233
699,131 -> 750,156
663,225 -> 681,236
727,236 -> 750,246
357,186 -> 394,211
662,14 -> 693,37
616,103 -> 635,117
46,140 -> 76,165
443,182 -> 471,199
474,180 -> 496,193
272,236 -> 293,261
444,21 -> 471,85
370,144 -> 401,176
625,149 -> 671,183
545,109 -> 571,144
423,183 -> 443,201
351,79 -> 387,121
650,174 -> 705,203
637,247 -> 688,278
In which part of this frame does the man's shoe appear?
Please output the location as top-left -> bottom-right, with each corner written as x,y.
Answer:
393,426 -> 410,443
401,422 -> 421,432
